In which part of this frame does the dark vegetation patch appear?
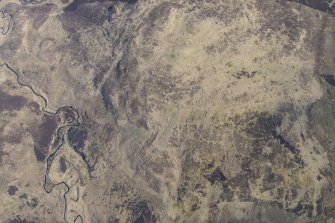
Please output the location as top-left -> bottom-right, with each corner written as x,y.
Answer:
129,200 -> 157,223
144,2 -> 181,36
271,130 -> 304,166
255,0 -> 314,56
261,169 -> 284,192
187,0 -> 242,24
64,0 -> 138,11
6,132 -> 23,144
19,193 -> 28,199
93,72 -> 105,88
243,111 -> 303,167
63,0 -> 88,11
68,127 -> 98,173
63,107 -> 77,123
19,193 -> 39,208
322,74 -> 335,87
113,58 -> 152,129
0,90 -> 27,112
68,127 -> 88,151
6,217 -> 37,223
33,145 -> 45,162
222,111 -> 306,204
232,70 -> 257,79
226,172 -> 254,202
30,3 -> 55,30
59,156 -> 67,173
175,108 -> 308,214
229,111 -> 283,139
306,91 -> 335,219
0,35 -> 23,59
27,197 -> 39,208
306,92 -> 335,151
7,185 -> 18,195
93,64 -> 110,88
106,0 -> 138,22
79,147 -> 98,174
19,0 -> 43,5
31,115 -> 58,161
115,59 -> 127,82
204,168 -> 227,185
117,0 -> 138,4
287,0 -> 334,14
63,0 -> 138,30
237,111 -> 313,215
290,202 -> 314,217
62,2 -> 111,33
101,82 -> 118,119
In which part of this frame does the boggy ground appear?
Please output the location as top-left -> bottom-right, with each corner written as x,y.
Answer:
1,0 -> 335,222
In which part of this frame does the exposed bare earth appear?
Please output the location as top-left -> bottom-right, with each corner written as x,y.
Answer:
1,0 -> 335,222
